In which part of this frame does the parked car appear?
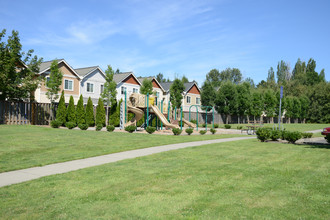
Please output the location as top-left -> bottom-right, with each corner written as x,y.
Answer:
321,127 -> 330,139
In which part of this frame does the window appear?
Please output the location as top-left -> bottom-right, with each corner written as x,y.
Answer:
133,88 -> 138,93
87,83 -> 94,93
64,79 -> 73,91
186,96 -> 191,104
45,76 -> 50,88
121,86 -> 127,95
196,97 -> 200,105
100,84 -> 104,93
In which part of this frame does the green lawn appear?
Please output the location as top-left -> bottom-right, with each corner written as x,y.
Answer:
226,123 -> 329,132
0,139 -> 328,219
0,125 -> 244,172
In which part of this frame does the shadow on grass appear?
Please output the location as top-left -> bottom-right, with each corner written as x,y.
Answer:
304,143 -> 330,149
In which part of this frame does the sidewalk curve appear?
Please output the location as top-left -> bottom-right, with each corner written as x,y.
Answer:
0,136 -> 254,188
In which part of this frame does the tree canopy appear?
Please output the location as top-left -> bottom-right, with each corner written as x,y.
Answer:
170,79 -> 185,108
140,79 -> 153,95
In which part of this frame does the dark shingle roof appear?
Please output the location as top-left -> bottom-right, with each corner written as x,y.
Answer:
160,81 -> 199,93
74,66 -> 99,77
113,72 -> 134,84
38,59 -> 64,73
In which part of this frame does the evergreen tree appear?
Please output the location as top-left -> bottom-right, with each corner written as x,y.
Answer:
96,98 -> 106,126
66,95 -> 76,125
101,65 -> 117,126
156,73 -> 165,83
263,90 -> 277,123
46,60 -> 63,120
276,60 -> 291,84
292,97 -> 301,123
215,82 -> 238,124
109,99 -> 122,126
236,82 -> 251,123
299,95 -> 309,123
85,97 -> 95,127
76,95 -> 85,125
56,91 -> 66,125
181,75 -> 189,83
249,90 -> 263,123
140,79 -> 153,95
0,29 -> 43,101
201,81 -> 216,108
170,79 -> 185,108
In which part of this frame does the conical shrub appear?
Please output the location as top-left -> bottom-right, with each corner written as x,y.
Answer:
85,97 -> 95,127
76,95 -> 85,125
96,98 -> 106,127
56,91 -> 66,125
66,95 -> 76,125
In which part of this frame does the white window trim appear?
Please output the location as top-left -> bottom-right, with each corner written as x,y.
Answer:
64,79 -> 74,91
121,86 -> 127,95
187,96 -> 191,104
86,82 -> 94,93
133,88 -> 138,93
196,97 -> 200,105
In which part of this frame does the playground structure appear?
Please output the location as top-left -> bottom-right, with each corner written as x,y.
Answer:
120,92 -> 215,131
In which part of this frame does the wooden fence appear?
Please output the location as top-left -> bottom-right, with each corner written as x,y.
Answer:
0,101 -> 52,125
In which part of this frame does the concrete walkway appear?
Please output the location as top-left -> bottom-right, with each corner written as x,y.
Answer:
0,137 -> 254,188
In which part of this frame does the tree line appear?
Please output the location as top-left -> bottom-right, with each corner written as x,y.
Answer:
201,61 -> 329,124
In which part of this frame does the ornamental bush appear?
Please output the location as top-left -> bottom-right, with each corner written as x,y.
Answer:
78,123 -> 88,130
284,131 -> 302,144
109,100 -> 121,127
106,125 -> 115,132
76,95 -> 85,125
185,128 -> 194,135
146,126 -> 156,134
65,121 -> 75,129
199,130 -> 207,135
56,91 -> 66,125
125,125 -> 136,133
190,119 -> 197,124
210,128 -> 217,134
256,127 -> 271,142
172,128 -> 182,135
270,130 -> 281,141
66,95 -> 76,125
237,125 -> 243,130
96,98 -> 106,127
214,123 -> 219,128
50,119 -> 61,128
224,124 -> 231,129
326,134 -> 330,143
85,97 -> 95,127
96,123 -> 103,131
302,132 -> 313,138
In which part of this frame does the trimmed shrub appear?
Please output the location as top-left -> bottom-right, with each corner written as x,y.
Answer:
56,91 -> 66,125
280,130 -> 287,140
146,126 -> 156,134
210,128 -> 217,134
185,128 -> 194,135
199,130 -> 207,135
201,124 -> 206,127
125,125 -> 136,133
270,130 -> 281,141
172,128 -> 182,135
256,127 -> 271,142
96,123 -> 103,131
65,121 -> 75,129
96,98 -> 106,127
224,124 -> 231,129
326,134 -> 330,143
78,123 -> 88,130
237,125 -> 243,130
214,124 -> 219,128
190,119 -> 197,124
302,132 -> 313,138
76,95 -> 85,125
109,99 -> 121,127
284,131 -> 302,144
106,125 -> 115,132
66,95 -> 76,125
50,119 -> 61,128
85,97 -> 95,127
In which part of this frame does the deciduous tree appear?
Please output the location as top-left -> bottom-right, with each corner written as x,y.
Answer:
101,65 -> 117,126
140,79 -> 153,95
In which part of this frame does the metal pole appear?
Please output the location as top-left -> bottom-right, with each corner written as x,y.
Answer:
174,107 -> 177,120
180,106 -> 183,130
278,98 -> 282,130
212,107 -> 215,129
167,101 -> 170,122
197,107 -> 198,131
125,90 -> 127,123
146,93 -> 149,128
161,100 -> 163,130
205,107 -> 208,131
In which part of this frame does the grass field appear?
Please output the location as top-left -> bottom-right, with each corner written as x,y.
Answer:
0,125 -> 244,172
0,138 -> 328,219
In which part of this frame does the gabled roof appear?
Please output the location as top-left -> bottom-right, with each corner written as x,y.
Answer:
160,81 -> 200,93
38,59 -> 81,79
113,72 -> 141,85
137,76 -> 165,92
74,66 -> 105,79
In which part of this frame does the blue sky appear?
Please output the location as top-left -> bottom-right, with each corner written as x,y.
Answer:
1,0 -> 329,85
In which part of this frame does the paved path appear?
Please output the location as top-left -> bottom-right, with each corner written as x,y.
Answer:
0,137 -> 254,188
